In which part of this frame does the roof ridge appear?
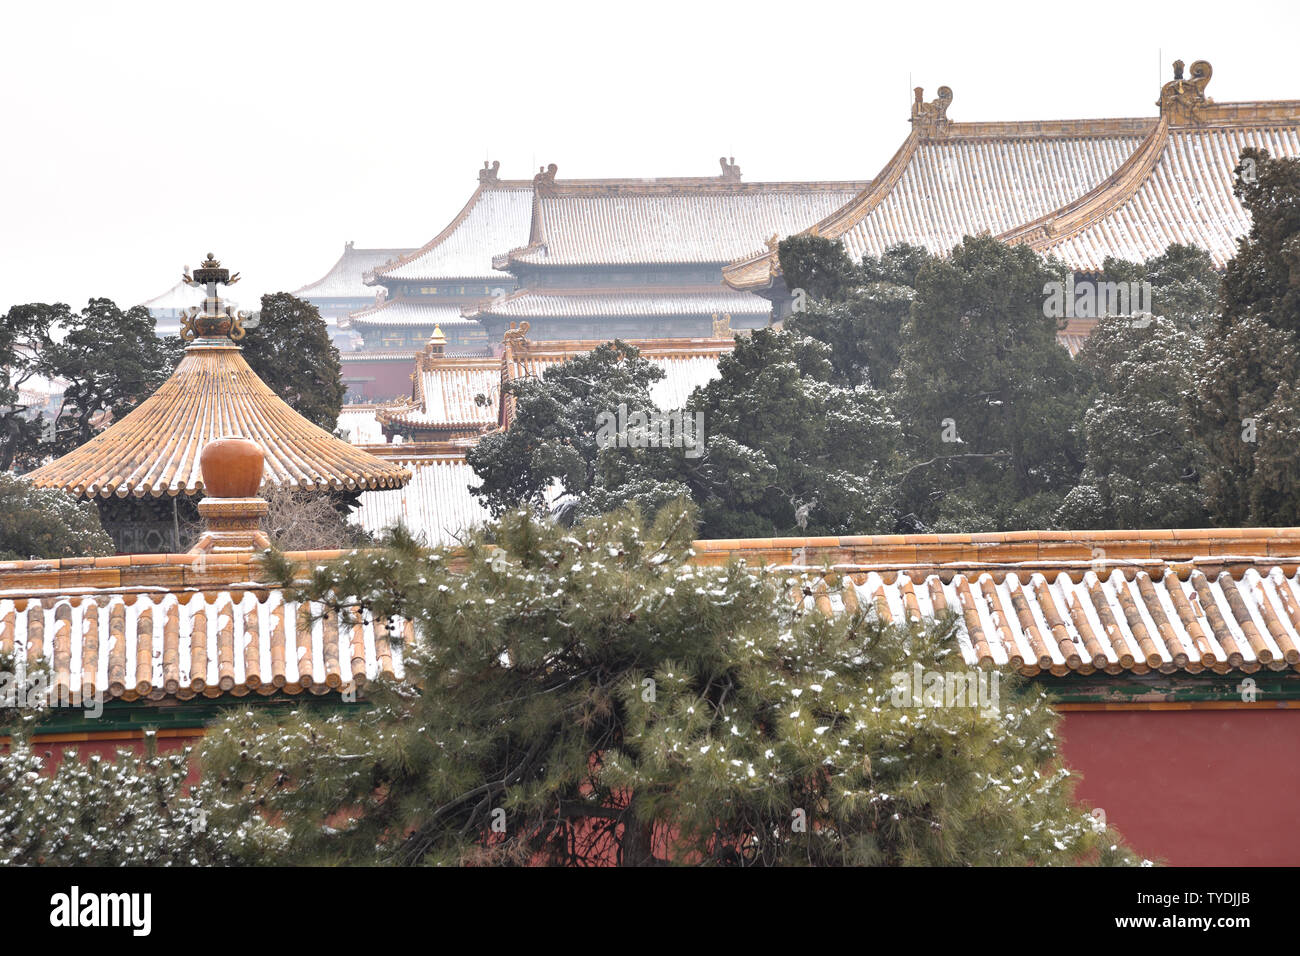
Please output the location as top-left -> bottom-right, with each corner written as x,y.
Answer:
371,182 -> 523,283
293,242 -> 416,297
1001,114 -> 1173,250
722,133 -> 920,293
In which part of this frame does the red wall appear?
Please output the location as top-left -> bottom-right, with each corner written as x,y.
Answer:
342,357 -> 416,403
21,713 -> 1298,866
1059,708 -> 1300,866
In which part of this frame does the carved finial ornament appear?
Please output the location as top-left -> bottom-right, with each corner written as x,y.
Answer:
910,85 -> 953,138
1158,59 -> 1213,125
503,320 -> 531,350
719,156 -> 742,181
479,160 -> 501,184
178,252 -> 256,344
533,163 -> 558,186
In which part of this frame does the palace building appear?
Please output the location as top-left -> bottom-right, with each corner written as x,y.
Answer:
724,60 -> 1300,338
461,160 -> 865,344
333,160 -> 863,400
293,241 -> 414,343
340,322 -> 734,545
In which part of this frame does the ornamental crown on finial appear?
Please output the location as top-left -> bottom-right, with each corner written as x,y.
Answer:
910,86 -> 953,137
533,163 -> 558,187
1158,59 -> 1213,124
178,251 -> 252,344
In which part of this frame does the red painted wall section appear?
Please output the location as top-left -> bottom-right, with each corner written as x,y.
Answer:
17,714 -> 1299,866
1058,709 -> 1300,866
342,358 -> 416,402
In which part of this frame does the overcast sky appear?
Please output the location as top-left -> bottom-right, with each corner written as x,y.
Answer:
1,0 -> 1295,313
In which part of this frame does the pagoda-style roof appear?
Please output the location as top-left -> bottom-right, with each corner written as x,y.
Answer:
294,241 -> 415,300
502,166 -> 867,269
352,444 -> 493,548
27,339 -> 409,498
725,61 -> 1300,290
370,170 -> 535,285
1008,101 -> 1300,269
463,286 -> 772,323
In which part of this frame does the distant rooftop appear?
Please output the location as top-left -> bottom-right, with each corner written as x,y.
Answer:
295,242 -> 416,300
726,60 -> 1300,290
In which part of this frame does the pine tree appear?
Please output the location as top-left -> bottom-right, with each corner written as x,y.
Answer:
241,293 -> 346,432
1057,316 -> 1207,529
35,298 -> 182,455
1101,243 -> 1221,327
782,238 -> 930,388
0,652 -> 256,866
0,473 -> 113,560
467,340 -> 669,517
893,236 -> 1091,531
202,505 -> 1142,866
0,303 -> 55,472
1194,148 -> 1300,523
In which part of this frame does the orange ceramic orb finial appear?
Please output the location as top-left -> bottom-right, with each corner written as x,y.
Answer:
200,436 -> 265,498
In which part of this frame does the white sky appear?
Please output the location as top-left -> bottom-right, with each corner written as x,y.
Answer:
1,0 -> 1295,313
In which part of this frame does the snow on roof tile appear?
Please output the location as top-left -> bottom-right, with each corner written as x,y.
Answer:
295,243 -> 416,300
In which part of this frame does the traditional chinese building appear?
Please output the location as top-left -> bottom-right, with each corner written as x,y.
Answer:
293,241 -> 414,347
26,255 -> 409,553
332,164 -> 535,400
138,280 -> 203,340
725,60 -> 1300,342
339,161 -> 863,401
342,324 -> 733,544
463,159 -> 866,343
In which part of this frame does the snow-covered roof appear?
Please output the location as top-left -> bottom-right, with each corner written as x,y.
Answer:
379,356 -> 500,431
337,405 -> 393,445
347,297 -> 476,329
137,281 -> 204,313
506,177 -> 867,269
373,181 -> 535,284
726,62 -> 1300,288
0,575 -> 409,702
2,528 -> 1298,706
295,242 -> 415,300
464,287 -> 771,322
352,451 -> 492,547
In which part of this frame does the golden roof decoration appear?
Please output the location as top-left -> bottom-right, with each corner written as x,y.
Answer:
27,254 -> 410,499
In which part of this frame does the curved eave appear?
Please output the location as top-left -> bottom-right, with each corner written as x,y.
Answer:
999,115 -> 1172,254
370,181 -> 533,286
723,134 -> 919,291
26,342 -> 412,499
